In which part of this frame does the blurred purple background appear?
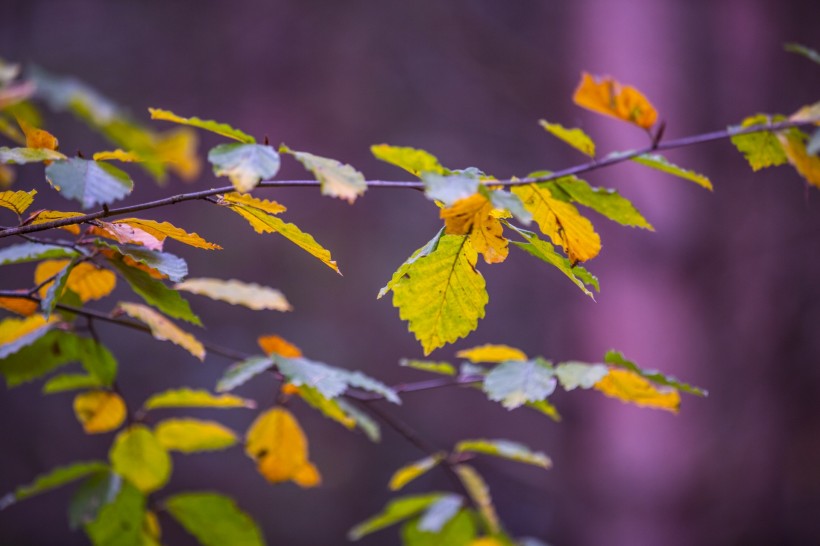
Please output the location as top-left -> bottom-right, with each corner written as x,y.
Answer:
2,1 -> 820,544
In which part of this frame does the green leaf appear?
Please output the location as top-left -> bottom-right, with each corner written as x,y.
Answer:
453,465 -> 499,534
45,158 -> 134,209
282,145 -> 367,203
423,174 -> 480,206
143,388 -> 255,410
0,314 -> 58,359
402,508 -> 476,546
539,120 -> 595,156
343,370 -> 401,404
68,470 -> 122,529
455,439 -> 552,469
370,144 -> 450,177
0,242 -> 77,265
83,480 -> 146,546
389,453 -> 446,491
42,372 -> 103,393
378,228 -> 443,299
730,114 -> 789,171
101,242 -> 188,282
108,255 -> 201,325
109,425 -> 172,493
554,361 -> 608,391
400,359 -> 456,376
78,339 -> 118,386
0,330 -> 84,387
275,355 -> 401,403
154,418 -> 238,453
336,399 -> 381,442
483,358 -> 557,410
509,226 -> 596,298
149,108 -> 256,143
604,350 -> 708,396
208,143 -> 280,192
544,176 -> 652,229
0,146 -> 66,164
784,43 -> 820,65
417,495 -> 464,533
525,399 -> 562,422
348,493 -> 445,540
631,153 -> 712,190
391,235 -> 488,355
0,460 -> 108,509
164,492 -> 265,546
216,356 -> 274,392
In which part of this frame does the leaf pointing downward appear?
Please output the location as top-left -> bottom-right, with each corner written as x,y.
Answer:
208,143 -> 280,193
117,302 -> 205,361
283,146 -> 367,204
245,407 -> 321,488
45,158 -> 133,209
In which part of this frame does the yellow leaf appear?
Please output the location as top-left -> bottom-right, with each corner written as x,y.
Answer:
0,294 -> 38,316
258,334 -> 303,357
144,510 -> 161,542
468,539 -> 506,546
149,108 -> 255,143
155,127 -> 202,181
512,184 -> 601,263
73,390 -> 126,434
17,116 -> 59,152
539,120 -> 596,156
109,425 -> 172,493
441,194 -> 509,264
25,209 -> 83,235
245,407 -> 321,488
456,344 -> 528,363
113,218 -> 221,250
0,189 -> 36,216
174,278 -> 291,311
0,164 -> 14,188
88,221 -> 163,250
154,418 -> 238,453
388,453 -> 445,491
35,260 -> 117,302
454,464 -> 499,534
778,130 -> 820,188
117,302 -> 205,361
286,384 -> 356,430
594,369 -> 680,413
219,192 -> 287,215
370,144 -> 449,177
92,149 -> 144,162
573,72 -> 658,129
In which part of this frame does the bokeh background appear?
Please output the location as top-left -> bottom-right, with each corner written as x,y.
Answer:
2,1 -> 819,544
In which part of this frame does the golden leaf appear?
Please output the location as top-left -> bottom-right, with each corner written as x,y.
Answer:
25,210 -> 84,235
17,117 -> 59,151
0,189 -> 36,216
35,260 -> 116,302
174,278 -> 291,311
92,149 -> 144,162
219,192 -> 287,215
245,407 -> 321,488
594,369 -> 680,413
154,418 -> 237,453
441,194 -> 508,264
456,344 -> 528,363
117,302 -> 205,361
573,72 -> 658,129
258,334 -> 303,357
73,390 -> 127,434
113,218 -> 221,250
155,127 -> 202,181
0,314 -> 56,345
0,294 -> 38,316
778,130 -> 820,188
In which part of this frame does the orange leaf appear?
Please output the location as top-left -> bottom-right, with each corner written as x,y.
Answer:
245,407 -> 321,488
17,117 -> 59,152
34,260 -> 117,302
0,294 -> 38,316
25,210 -> 84,235
258,334 -> 302,357
573,72 -> 658,129
73,390 -> 127,434
440,194 -> 509,264
594,369 -> 680,413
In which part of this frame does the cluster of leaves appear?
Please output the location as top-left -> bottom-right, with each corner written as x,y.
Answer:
0,45 -> 818,545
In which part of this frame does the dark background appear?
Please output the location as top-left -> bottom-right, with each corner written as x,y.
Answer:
1,1 -> 819,545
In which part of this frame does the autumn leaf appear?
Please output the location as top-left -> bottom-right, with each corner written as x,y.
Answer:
454,439 -> 551,469
631,153 -> 713,190
208,143 -> 280,192
371,144 -> 450,177
109,425 -> 172,493
282,145 -> 367,203
400,359 -> 456,376
454,465 -> 499,534
541,174 -> 653,229
0,189 -> 36,216
174,278 -> 291,311
482,358 -> 557,410
512,183 -> 601,263
35,260 -> 117,303
164,492 -> 265,546
245,407 -> 321,488
730,114 -> 789,171
387,235 -> 488,354
275,355 -> 400,403
258,334 -> 302,357
216,357 -> 274,393
456,344 -> 527,363
778,129 -> 820,187
143,388 -> 255,410
0,147 -> 66,164
73,390 -> 126,434
219,192 -> 287,214
424,173 -> 480,206
117,302 -> 205,361
594,369 -> 681,413
92,149 -> 143,162
573,72 -> 658,129
17,116 -> 59,152
285,384 -> 356,430
0,314 -> 59,359
388,453 -> 446,491
155,418 -> 238,453
539,120 -> 595,156
441,194 -> 509,264
89,221 -> 163,250
148,108 -> 256,143
25,209 -> 84,235
112,218 -> 221,250
0,294 -> 38,316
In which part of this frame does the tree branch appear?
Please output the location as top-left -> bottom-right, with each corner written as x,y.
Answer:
1,117 -> 814,240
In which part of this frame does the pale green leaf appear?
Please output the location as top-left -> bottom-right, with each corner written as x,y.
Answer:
391,235 -> 488,355
389,453 -> 446,491
371,144 -> 450,177
216,356 -> 274,393
730,114 -> 789,171
144,388 -> 255,410
400,359 -> 456,376
165,492 -> 265,546
454,465 -> 499,534
43,372 -> 103,393
348,493 -> 445,540
0,460 -> 107,509
539,120 -> 595,156
784,43 -> 820,65
68,470 -> 121,529
149,108 -> 255,143
45,158 -> 133,208
423,174 -> 480,206
631,153 -> 712,190
455,439 -> 552,469
155,418 -> 238,453
0,146 -> 66,164
0,242 -> 77,265
417,495 -> 464,533
174,278 -> 291,311
336,399 -> 381,442
378,228 -> 443,299
283,146 -> 366,203
109,425 -> 172,493
554,362 -> 609,391
275,355 -> 400,403
483,359 -> 557,409
604,350 -> 707,396
486,189 -> 532,225
208,143 -> 280,192
342,369 -> 401,404
403,508 -> 476,546
544,176 -> 652,229
83,480 -> 145,546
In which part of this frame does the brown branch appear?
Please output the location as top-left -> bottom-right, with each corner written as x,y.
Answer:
1,117 -> 815,240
